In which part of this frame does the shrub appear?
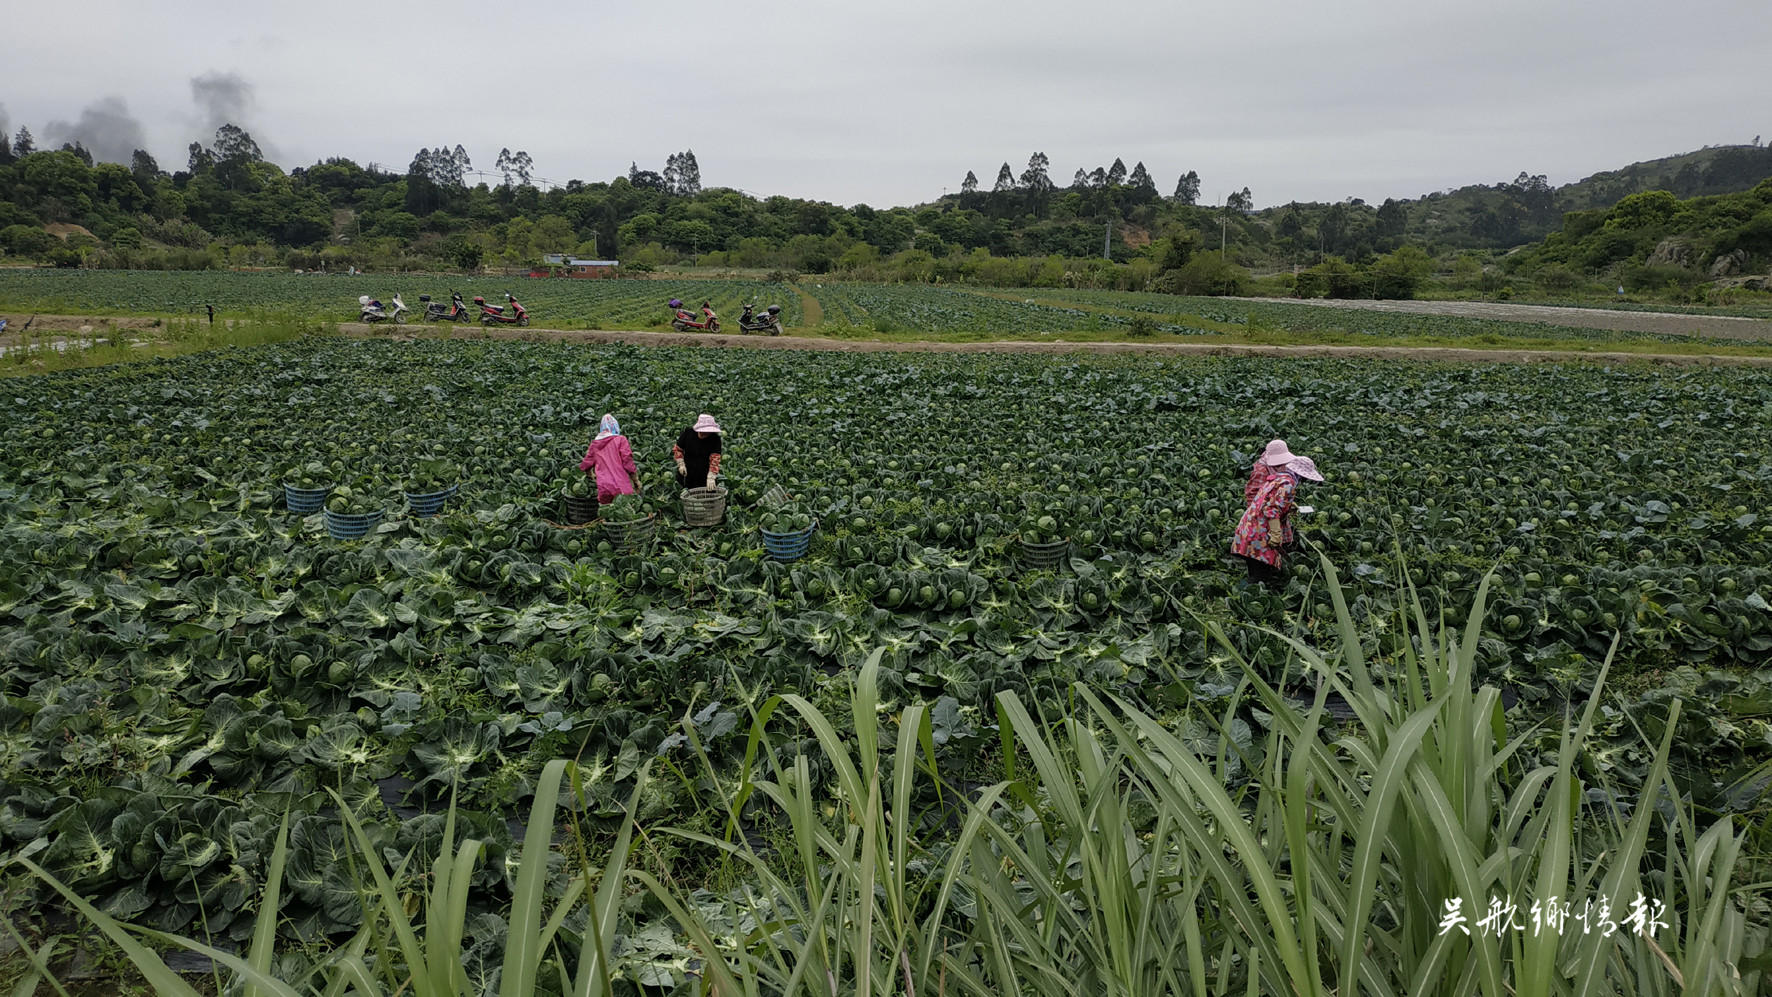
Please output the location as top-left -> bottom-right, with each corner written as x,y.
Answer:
1170,251 -> 1250,296
1296,257 -> 1364,298
0,223 -> 57,257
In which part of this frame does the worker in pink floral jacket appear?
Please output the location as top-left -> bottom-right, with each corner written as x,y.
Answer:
1232,444 -> 1322,586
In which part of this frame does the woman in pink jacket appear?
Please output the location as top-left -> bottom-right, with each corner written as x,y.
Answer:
578,414 -> 638,504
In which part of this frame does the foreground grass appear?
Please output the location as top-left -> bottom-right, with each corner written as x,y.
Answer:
0,314 -> 337,376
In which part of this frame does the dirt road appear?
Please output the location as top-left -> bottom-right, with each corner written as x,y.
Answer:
340,323 -> 1772,367
1228,296 -> 1772,341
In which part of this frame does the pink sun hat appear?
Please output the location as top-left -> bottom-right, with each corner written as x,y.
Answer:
1284,455 -> 1324,481
1259,439 -> 1296,466
692,413 -> 722,433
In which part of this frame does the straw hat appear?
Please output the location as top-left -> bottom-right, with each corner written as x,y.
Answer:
1260,440 -> 1299,466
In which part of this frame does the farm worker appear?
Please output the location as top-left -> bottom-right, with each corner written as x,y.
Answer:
578,413 -> 638,504
674,413 -> 724,490
1244,438 -> 1290,506
1231,450 -> 1322,586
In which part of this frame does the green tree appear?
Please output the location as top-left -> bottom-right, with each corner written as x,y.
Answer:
0,223 -> 56,257
961,170 -> 978,194
1172,169 -> 1200,205
1606,189 -> 1679,230
1375,197 -> 1407,240
1170,250 -> 1249,295
1277,202 -> 1305,240
992,162 -> 1015,193
212,124 -> 262,162
1127,161 -> 1156,197
1020,152 -> 1053,217
1105,158 -> 1127,186
1371,244 -> 1434,298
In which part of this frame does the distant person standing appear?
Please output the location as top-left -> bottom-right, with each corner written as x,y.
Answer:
205,303 -> 215,325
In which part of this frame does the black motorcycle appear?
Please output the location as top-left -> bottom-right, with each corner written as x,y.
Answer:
421,291 -> 472,323
737,303 -> 784,336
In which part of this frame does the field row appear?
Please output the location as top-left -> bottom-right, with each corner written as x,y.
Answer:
0,269 -> 1708,343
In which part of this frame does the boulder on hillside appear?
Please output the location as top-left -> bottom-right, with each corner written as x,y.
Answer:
1707,249 -> 1749,277
1646,238 -> 1691,267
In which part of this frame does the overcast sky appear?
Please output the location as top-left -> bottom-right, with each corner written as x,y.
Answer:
4,0 -> 1768,209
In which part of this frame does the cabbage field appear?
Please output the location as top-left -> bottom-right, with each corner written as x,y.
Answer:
2,338 -> 1770,986
0,268 -> 1710,344
0,270 -> 803,332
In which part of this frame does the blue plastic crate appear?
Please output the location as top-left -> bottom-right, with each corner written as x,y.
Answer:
324,508 -> 385,540
405,483 -> 459,518
284,483 -> 332,514
761,520 -> 817,562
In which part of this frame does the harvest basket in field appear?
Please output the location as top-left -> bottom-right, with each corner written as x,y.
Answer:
562,491 -> 599,525
1018,535 -> 1070,569
681,486 -> 728,527
762,519 -> 817,562
324,508 -> 384,540
284,483 -> 331,514
404,483 -> 459,518
600,512 -> 657,553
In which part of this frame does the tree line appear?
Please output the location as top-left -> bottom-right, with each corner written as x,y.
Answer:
2,124 -> 1768,306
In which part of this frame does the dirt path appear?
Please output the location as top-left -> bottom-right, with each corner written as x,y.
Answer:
341,323 -> 1772,367
1227,296 -> 1772,341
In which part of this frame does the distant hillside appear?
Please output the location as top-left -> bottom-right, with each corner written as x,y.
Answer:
1503,176 -> 1772,291
1252,144 -> 1772,258
1555,144 -> 1772,210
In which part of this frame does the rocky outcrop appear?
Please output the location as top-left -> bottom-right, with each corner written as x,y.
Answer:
1646,238 -> 1692,268
1708,249 -> 1750,277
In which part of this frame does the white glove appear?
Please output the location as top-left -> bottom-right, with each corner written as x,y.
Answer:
676,460 -> 688,477
705,473 -> 717,490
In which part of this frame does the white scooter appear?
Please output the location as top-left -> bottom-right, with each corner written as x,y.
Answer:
358,294 -> 408,324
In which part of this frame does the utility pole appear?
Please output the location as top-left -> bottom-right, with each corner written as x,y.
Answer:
1103,220 -> 1112,260
1221,194 -> 1228,256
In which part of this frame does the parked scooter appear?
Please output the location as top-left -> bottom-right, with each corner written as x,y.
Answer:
359,294 -> 408,324
737,302 -> 784,336
668,298 -> 720,332
475,292 -> 529,326
420,291 -> 472,323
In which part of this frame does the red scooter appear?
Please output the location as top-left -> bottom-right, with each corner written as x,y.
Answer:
668,298 -> 719,332
475,292 -> 529,326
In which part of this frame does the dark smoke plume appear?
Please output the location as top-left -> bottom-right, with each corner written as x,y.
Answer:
189,71 -> 278,164
190,71 -> 255,135
44,96 -> 148,165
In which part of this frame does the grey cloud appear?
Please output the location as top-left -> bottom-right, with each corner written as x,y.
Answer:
0,104 -> 9,148
43,97 -> 148,165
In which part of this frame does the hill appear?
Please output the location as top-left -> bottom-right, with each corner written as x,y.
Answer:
1249,144 -> 1772,260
